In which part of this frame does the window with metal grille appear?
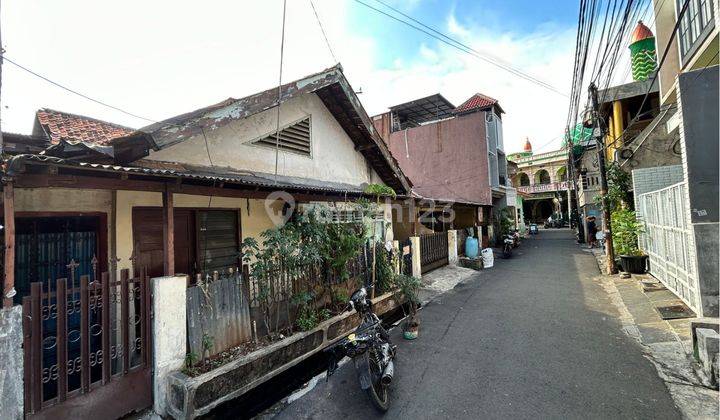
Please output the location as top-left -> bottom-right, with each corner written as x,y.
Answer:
252,117 -> 311,156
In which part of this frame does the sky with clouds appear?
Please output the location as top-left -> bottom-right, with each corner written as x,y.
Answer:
2,0 -> 607,155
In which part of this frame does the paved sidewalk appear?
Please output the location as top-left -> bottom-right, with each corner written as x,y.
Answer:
583,247 -> 719,419
418,264 -> 478,304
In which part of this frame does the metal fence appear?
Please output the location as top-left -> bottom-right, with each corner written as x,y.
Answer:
186,271 -> 251,358
22,267 -> 152,418
420,231 -> 448,274
186,249 -> 371,354
637,182 -> 700,313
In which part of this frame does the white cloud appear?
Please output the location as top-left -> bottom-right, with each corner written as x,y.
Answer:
2,0 -> 576,154
352,13 -> 577,154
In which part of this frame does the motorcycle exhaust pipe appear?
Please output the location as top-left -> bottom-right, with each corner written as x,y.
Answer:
381,360 -> 394,386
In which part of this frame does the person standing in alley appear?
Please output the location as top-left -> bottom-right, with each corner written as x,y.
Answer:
586,216 -> 597,248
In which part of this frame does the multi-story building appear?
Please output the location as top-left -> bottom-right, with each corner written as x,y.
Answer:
373,93 -> 514,245
508,138 -> 573,224
631,0 -> 718,317
597,21 -> 676,170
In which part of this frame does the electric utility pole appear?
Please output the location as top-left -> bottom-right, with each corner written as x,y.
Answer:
589,82 -> 617,274
0,0 -> 4,156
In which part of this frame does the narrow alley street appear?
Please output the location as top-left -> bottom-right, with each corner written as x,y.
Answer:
271,229 -> 681,419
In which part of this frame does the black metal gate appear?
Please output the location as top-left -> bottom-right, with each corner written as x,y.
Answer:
420,232 -> 448,274
22,266 -> 152,419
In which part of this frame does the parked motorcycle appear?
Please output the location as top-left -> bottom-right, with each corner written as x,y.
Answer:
512,229 -> 520,248
502,234 -> 514,258
326,287 -> 397,412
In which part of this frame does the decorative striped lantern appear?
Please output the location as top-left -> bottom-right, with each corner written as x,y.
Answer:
629,21 -> 657,81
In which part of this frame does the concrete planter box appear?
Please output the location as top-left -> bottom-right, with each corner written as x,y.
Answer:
165,291 -> 402,419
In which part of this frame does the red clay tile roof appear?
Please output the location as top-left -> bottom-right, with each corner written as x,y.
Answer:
35,108 -> 134,145
453,93 -> 499,114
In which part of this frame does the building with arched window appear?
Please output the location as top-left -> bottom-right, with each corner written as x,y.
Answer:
508,138 -> 573,224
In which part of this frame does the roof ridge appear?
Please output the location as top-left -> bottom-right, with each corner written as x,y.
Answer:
138,64 -> 344,133
472,92 -> 497,101
454,92 -> 501,114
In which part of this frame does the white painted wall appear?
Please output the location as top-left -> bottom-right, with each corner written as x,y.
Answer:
148,93 -> 382,187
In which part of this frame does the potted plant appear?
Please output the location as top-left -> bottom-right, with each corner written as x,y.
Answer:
394,274 -> 421,340
611,208 -> 647,274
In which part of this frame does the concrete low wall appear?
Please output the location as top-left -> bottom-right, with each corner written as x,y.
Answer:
448,230 -> 458,265
0,306 -> 23,420
410,236 -> 421,278
165,291 -> 402,419
153,275 -> 189,417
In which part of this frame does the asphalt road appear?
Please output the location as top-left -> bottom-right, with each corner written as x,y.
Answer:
272,229 -> 680,419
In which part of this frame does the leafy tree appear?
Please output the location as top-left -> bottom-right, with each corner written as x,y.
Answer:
596,162 -> 633,212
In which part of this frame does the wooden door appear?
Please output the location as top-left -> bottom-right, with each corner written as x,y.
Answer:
132,208 -> 193,278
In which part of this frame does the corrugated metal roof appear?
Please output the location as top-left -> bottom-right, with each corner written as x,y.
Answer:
8,154 -> 367,194
388,94 -> 456,128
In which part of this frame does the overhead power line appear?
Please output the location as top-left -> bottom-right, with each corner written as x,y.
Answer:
352,0 -> 569,97
274,0 -> 288,182
2,55 -> 156,123
309,0 -> 338,64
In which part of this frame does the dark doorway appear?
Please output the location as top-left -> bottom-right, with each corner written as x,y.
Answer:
9,214 -> 108,409
13,214 -> 106,303
534,200 -> 554,221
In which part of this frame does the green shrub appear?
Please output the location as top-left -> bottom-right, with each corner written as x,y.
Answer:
611,208 -> 645,256
394,274 -> 421,316
375,243 -> 395,294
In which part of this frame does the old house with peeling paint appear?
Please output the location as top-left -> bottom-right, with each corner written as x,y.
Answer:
0,64 -> 412,419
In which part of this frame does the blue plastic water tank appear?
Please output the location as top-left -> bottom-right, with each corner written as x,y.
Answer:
465,237 -> 479,258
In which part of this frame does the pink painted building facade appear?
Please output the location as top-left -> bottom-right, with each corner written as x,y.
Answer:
372,93 -> 512,243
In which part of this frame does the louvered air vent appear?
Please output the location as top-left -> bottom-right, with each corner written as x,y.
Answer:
253,117 -> 311,156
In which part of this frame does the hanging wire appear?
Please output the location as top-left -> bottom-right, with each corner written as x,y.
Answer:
274,0 -> 288,183
2,55 -> 157,123
309,0 -> 338,64
353,0 -> 568,97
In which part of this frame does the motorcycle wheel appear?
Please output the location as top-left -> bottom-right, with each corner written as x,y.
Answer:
365,351 -> 390,412
503,245 -> 512,258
